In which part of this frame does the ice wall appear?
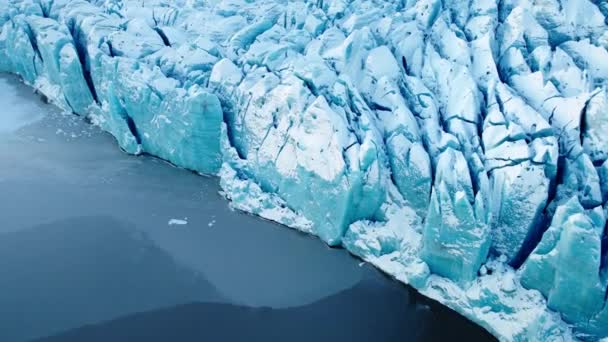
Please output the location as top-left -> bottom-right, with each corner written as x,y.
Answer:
2,0 -> 608,340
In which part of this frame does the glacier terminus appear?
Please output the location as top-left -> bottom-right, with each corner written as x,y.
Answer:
1,0 -> 608,340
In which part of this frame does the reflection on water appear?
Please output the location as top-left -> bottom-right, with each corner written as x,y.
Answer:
0,217 -> 224,341
39,279 -> 489,342
0,77 -> 44,133
0,73 -> 496,341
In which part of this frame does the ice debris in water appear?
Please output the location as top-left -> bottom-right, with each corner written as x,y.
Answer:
2,0 -> 608,340
168,218 -> 188,226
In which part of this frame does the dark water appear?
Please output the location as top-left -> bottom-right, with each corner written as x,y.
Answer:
0,74 -> 495,342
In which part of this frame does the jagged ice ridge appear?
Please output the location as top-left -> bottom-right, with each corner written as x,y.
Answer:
2,0 -> 608,340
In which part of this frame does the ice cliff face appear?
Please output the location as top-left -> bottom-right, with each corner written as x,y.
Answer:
1,0 -> 607,340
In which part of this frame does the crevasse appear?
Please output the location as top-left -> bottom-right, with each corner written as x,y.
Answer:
1,0 -> 608,340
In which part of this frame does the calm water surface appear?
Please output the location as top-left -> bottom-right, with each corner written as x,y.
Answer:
0,74 -> 495,342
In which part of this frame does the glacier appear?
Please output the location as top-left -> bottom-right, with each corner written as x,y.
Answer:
1,0 -> 608,340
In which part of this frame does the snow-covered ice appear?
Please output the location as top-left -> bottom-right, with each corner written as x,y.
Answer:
2,0 -> 608,340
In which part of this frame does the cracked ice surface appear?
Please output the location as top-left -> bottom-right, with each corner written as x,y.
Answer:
2,0 -> 608,340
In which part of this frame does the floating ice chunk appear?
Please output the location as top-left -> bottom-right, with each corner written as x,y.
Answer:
168,218 -> 188,225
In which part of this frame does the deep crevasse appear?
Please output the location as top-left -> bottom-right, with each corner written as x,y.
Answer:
1,0 -> 608,340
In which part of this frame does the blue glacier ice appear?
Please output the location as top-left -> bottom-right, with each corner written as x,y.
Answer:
2,0 -> 608,340
421,147 -> 491,285
521,197 -> 607,338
